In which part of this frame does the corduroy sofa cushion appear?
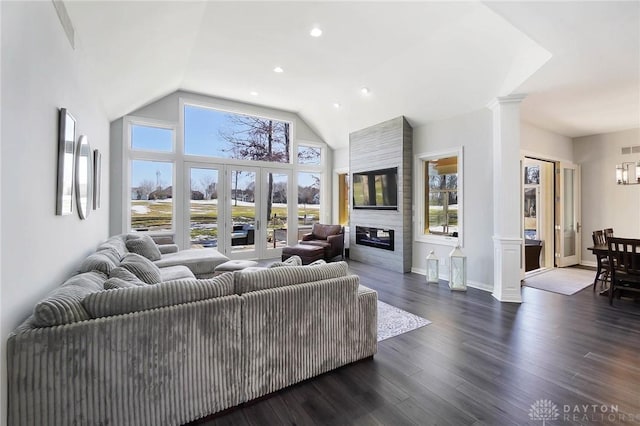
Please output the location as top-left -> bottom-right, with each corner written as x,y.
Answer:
33,271 -> 106,327
79,249 -> 119,275
125,234 -> 162,261
268,255 -> 302,268
104,277 -> 142,290
234,261 -> 349,294
109,266 -> 148,286
83,272 -> 235,318
119,253 -> 162,284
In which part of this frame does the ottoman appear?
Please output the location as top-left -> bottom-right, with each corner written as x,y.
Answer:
281,244 -> 325,265
215,259 -> 259,273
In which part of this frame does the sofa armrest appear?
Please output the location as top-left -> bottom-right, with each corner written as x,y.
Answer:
158,244 -> 179,254
326,233 -> 344,248
353,286 -> 378,361
301,233 -> 314,241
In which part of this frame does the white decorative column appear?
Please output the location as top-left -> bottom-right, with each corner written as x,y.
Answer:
489,94 -> 526,303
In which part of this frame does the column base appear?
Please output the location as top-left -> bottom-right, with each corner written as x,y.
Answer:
492,236 -> 523,303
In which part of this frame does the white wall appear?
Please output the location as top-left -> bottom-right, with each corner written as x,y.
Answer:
521,121 -> 573,162
574,128 -> 640,263
1,3 -> 110,424
412,108 -> 494,290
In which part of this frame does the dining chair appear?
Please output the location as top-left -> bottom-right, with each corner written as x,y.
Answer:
592,230 -> 609,291
607,237 -> 640,305
604,228 -> 614,241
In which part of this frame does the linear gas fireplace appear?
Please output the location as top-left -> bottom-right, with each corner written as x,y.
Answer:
355,226 -> 395,251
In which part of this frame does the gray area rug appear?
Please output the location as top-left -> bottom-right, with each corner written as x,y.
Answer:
524,267 -> 594,295
377,300 -> 431,342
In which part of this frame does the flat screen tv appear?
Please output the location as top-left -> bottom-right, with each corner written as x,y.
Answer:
352,167 -> 398,210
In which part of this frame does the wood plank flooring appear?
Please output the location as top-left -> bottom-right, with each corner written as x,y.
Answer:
187,261 -> 640,425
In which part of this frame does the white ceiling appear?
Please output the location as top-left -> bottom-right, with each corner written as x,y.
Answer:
65,1 -> 639,149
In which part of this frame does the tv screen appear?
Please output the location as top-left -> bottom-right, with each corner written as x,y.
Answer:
352,167 -> 398,210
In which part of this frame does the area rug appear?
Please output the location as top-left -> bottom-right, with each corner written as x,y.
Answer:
523,267 -> 594,295
377,300 -> 431,342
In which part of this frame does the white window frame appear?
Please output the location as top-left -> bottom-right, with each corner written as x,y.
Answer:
123,116 -> 178,236
414,147 -> 464,247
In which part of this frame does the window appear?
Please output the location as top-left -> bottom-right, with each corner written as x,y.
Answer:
338,173 -> 349,226
298,172 -> 321,228
297,145 -> 321,165
126,119 -> 176,233
130,160 -> 173,232
131,124 -> 173,152
184,105 -> 291,162
415,149 -> 463,245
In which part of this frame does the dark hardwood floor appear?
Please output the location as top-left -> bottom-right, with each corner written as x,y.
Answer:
188,261 -> 640,425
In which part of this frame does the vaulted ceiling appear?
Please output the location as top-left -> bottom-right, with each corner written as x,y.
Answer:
65,1 -> 639,149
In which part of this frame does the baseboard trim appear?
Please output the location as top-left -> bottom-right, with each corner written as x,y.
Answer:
580,260 -> 597,268
411,267 -> 492,293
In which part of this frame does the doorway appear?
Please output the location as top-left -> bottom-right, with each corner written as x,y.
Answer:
185,163 -> 293,260
522,157 -> 582,275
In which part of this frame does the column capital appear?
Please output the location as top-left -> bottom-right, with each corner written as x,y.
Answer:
487,93 -> 527,110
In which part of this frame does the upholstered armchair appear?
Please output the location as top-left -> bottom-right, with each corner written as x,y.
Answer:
300,224 -> 344,261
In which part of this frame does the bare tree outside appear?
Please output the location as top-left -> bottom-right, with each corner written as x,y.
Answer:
220,114 -> 291,218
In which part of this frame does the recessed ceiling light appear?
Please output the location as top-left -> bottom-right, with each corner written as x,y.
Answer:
333,103 -> 341,109
250,91 -> 259,96
361,87 -> 370,95
273,66 -> 284,73
310,27 -> 323,37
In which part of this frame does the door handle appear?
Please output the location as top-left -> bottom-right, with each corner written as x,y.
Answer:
577,222 -> 581,232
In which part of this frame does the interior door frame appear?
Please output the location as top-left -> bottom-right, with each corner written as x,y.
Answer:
557,162 -> 581,267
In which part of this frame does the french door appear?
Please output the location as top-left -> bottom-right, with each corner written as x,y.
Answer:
185,163 -> 292,259
557,162 -> 581,267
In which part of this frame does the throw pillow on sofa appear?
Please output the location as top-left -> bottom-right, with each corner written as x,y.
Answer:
104,277 -> 146,290
268,255 -> 302,268
79,249 -> 119,275
109,266 -> 148,286
119,253 -> 162,284
33,271 -> 106,327
82,272 -> 235,318
125,234 -> 162,261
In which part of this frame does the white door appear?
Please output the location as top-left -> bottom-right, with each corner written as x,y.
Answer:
261,168 -> 292,259
557,162 -> 581,267
226,166 -> 260,259
185,163 -> 225,250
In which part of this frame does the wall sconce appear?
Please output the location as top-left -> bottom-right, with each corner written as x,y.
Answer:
448,245 -> 467,291
615,161 -> 640,185
426,250 -> 439,284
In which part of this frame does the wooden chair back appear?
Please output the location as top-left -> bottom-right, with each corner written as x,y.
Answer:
607,237 -> 640,304
604,228 -> 614,241
592,230 -> 606,246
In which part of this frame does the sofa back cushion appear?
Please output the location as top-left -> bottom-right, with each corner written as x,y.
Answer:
234,261 -> 349,294
79,249 -> 119,275
119,253 -> 162,284
311,224 -> 342,240
97,235 -> 128,259
33,271 -> 106,327
83,272 -> 235,318
125,234 -> 162,261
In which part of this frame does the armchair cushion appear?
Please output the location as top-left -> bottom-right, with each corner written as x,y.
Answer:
311,224 -> 342,240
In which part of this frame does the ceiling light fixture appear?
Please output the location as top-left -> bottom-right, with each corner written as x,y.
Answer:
250,91 -> 259,96
273,66 -> 284,73
310,27 -> 323,37
333,103 -> 341,109
361,87 -> 370,95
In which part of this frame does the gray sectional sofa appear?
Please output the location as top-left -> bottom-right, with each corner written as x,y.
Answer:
7,235 -> 378,426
